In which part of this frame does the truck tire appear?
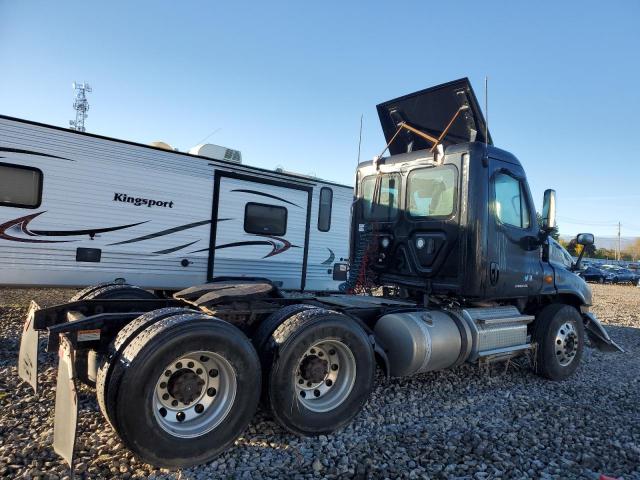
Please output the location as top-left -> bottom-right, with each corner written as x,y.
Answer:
261,308 -> 375,436
252,304 -> 315,353
72,283 -> 157,387
96,307 -> 194,427
533,304 -> 585,381
107,312 -> 261,468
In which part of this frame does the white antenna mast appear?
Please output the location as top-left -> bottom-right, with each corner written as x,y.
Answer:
69,82 -> 92,132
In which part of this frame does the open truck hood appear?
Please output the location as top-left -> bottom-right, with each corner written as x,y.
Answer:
376,78 -> 492,155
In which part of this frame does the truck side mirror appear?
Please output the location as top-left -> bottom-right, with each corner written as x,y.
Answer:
576,233 -> 594,246
541,189 -> 556,231
573,232 -> 594,271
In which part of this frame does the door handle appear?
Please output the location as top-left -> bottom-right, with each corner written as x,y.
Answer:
490,262 -> 500,286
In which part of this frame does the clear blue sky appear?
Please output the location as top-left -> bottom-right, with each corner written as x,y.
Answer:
1,0 -> 639,237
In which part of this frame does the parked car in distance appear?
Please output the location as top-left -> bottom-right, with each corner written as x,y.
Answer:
599,265 -> 640,285
579,266 -> 614,284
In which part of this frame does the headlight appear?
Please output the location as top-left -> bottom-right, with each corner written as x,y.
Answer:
416,238 -> 425,249
380,237 -> 390,249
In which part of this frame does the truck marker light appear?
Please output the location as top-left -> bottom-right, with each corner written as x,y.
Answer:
544,275 -> 553,284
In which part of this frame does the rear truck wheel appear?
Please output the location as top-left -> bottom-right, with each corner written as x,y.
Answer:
261,308 -> 375,436
252,304 -> 315,352
533,304 -> 585,381
107,312 -> 260,468
96,307 -> 194,428
72,283 -> 157,387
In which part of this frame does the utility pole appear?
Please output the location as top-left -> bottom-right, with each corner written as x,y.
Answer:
617,221 -> 621,261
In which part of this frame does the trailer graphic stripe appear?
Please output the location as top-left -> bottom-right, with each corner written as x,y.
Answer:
321,248 -> 335,265
153,240 -> 200,255
189,235 -> 299,258
108,219 -> 230,246
0,147 -> 74,161
0,212 -> 147,243
230,189 -> 301,208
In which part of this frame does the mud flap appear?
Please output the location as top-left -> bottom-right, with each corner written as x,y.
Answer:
583,312 -> 624,352
18,301 -> 41,393
53,336 -> 79,470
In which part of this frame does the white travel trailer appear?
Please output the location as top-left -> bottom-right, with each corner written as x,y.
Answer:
0,115 -> 351,291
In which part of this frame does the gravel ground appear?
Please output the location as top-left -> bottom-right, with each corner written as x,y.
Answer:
0,285 -> 639,480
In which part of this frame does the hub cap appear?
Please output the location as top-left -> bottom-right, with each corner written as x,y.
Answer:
153,350 -> 236,438
294,340 -> 356,413
555,322 -> 579,366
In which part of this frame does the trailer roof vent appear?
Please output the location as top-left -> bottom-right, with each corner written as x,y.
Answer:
150,141 -> 176,151
189,143 -> 242,163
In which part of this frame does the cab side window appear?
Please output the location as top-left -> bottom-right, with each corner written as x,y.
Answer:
494,172 -> 530,228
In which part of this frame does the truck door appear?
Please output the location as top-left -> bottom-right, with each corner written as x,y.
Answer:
486,158 -> 543,298
210,173 -> 311,290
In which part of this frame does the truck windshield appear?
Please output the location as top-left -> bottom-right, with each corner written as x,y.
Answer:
361,174 -> 400,221
406,166 -> 457,218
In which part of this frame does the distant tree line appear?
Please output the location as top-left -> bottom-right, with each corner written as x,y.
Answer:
535,211 -> 639,261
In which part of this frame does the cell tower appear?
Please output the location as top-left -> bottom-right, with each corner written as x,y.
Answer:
69,82 -> 92,132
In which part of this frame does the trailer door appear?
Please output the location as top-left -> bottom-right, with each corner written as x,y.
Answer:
210,174 -> 311,290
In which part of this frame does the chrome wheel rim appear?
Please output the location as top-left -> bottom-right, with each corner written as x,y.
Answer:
555,322 -> 579,366
153,350 -> 236,438
294,339 -> 356,413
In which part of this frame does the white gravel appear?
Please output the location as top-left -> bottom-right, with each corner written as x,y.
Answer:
0,285 -> 639,479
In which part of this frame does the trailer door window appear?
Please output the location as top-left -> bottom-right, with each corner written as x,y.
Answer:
494,172 -> 530,228
361,174 -> 400,221
407,166 -> 457,218
244,202 -> 287,236
318,187 -> 333,232
0,163 -> 42,208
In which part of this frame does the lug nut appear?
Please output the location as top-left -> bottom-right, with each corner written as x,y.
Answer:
300,391 -> 306,398
176,362 -> 183,369
187,361 -> 194,368
162,393 -> 169,400
164,370 -> 171,377
196,368 -> 203,375
209,368 -> 219,378
331,364 -> 339,371
307,381 -> 312,387
298,378 -> 304,384
176,412 -> 185,422
314,389 -> 321,397
310,348 -> 316,354
172,400 -> 178,407
160,382 -> 167,389
159,408 -> 167,417
318,351 -> 324,357
325,379 -> 333,387
200,355 -> 209,362
195,404 -> 204,414
207,387 -> 217,397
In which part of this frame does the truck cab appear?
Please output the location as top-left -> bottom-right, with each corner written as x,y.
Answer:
351,79 -> 585,306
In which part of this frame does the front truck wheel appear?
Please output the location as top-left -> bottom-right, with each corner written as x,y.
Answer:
261,308 -> 375,436
533,304 -> 585,380
106,313 -> 261,468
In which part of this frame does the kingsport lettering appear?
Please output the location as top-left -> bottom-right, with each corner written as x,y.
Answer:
113,193 -> 174,208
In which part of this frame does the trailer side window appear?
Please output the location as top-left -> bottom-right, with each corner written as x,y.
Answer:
318,187 -> 333,232
244,202 -> 287,236
0,163 -> 43,208
407,166 -> 457,218
494,172 -> 530,228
